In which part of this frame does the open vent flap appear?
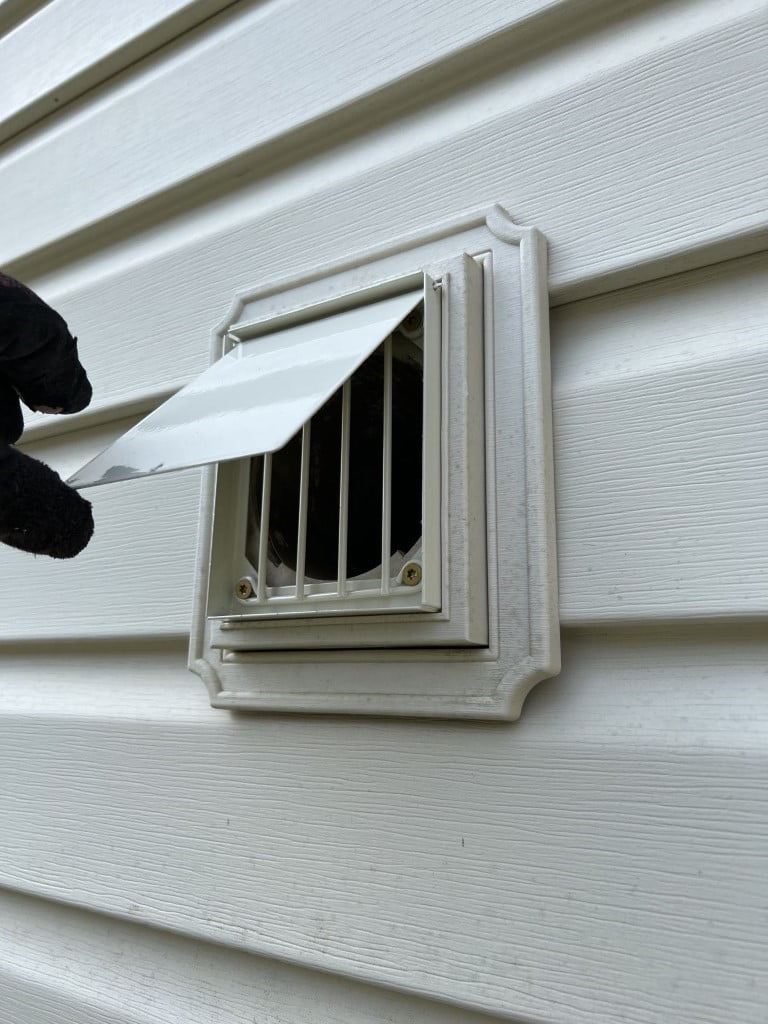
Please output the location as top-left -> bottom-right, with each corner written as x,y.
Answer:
67,289 -> 424,488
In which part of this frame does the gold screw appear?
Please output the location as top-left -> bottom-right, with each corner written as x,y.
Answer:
235,577 -> 255,600
402,562 -> 422,586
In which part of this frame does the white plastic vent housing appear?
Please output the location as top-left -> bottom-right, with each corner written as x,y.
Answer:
192,205 -> 559,719
70,205 -> 558,719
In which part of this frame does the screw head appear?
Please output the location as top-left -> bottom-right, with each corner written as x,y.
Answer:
402,561 -> 422,587
235,577 -> 255,600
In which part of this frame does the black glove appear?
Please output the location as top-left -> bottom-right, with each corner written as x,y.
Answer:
0,272 -> 94,558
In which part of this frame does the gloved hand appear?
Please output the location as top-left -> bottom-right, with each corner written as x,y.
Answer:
0,271 -> 94,558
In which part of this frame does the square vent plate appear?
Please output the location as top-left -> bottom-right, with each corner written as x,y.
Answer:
70,206 -> 559,719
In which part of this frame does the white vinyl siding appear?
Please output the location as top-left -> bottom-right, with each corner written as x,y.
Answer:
0,0 -> 766,1021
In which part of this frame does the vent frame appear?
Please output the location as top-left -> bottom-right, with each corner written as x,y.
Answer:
208,280 -> 443,623
205,259 -> 487,651
189,205 -> 560,720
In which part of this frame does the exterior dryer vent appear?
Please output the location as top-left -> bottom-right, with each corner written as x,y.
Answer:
69,206 -> 559,719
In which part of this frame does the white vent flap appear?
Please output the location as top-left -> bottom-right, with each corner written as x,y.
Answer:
68,290 -> 422,488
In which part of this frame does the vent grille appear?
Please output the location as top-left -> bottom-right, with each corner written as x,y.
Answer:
240,300 -> 436,615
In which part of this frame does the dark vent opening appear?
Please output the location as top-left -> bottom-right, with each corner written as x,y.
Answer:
246,305 -> 424,584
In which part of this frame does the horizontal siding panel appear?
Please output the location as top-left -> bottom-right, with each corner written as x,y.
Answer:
0,7 -> 763,1024
0,628 -> 765,1023
554,251 -> 768,623
0,0 -> 579,264
0,0 -> 238,143
0,891 -> 504,1024
0,976 -> 131,1024
2,252 -> 765,638
14,1 -> 766,430
0,0 -> 48,38
0,419 -> 199,640
0,641 -> 201,718
1,0 -> 765,290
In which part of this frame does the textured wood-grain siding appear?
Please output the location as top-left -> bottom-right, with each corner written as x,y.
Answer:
0,0 -> 49,37
7,419 -> 199,640
4,252 -> 767,638
0,629 -> 765,1023
0,0 -> 591,265
554,251 -> 768,623
2,0 -> 765,284
0,890 -> 506,1024
0,1 -> 766,1021
0,0 -> 238,144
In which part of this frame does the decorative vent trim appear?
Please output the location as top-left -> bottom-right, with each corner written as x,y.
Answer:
182,204 -> 559,720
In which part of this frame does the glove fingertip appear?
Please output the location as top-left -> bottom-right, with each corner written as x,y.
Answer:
47,490 -> 94,559
0,447 -> 95,559
62,373 -> 92,415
